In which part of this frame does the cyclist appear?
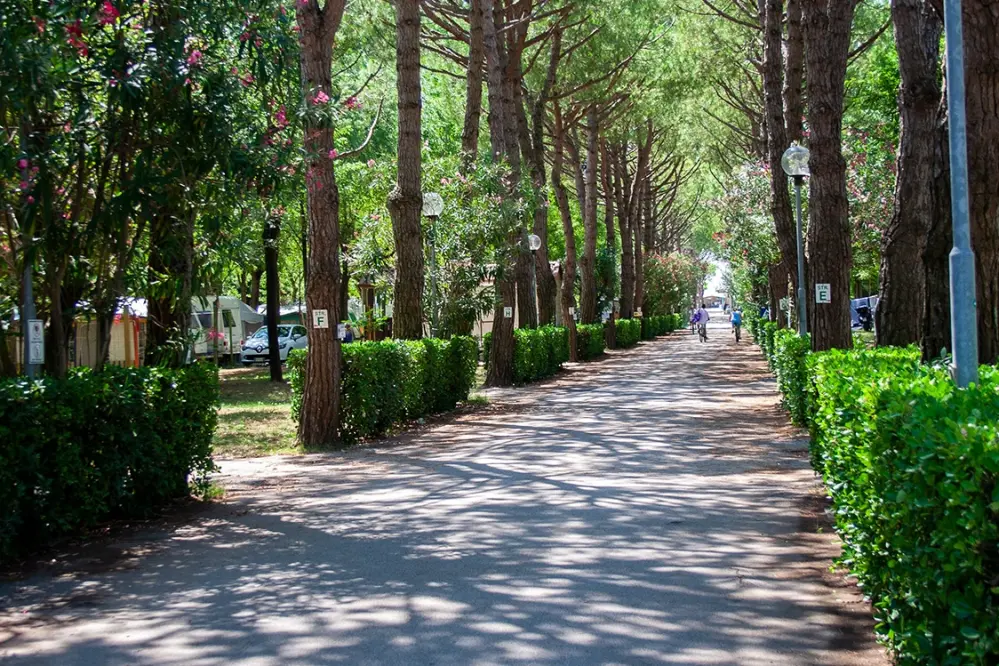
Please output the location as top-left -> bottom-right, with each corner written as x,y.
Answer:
695,303 -> 710,342
731,308 -> 743,343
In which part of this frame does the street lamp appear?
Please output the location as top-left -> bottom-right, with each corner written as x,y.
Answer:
527,233 -> 542,326
942,0 -> 979,387
422,193 -> 444,337
782,142 -> 810,337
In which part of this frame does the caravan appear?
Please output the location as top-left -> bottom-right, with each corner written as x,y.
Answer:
190,296 -> 265,361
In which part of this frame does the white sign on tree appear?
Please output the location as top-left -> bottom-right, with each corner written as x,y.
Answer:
815,283 -> 832,304
27,320 -> 44,365
312,309 -> 329,329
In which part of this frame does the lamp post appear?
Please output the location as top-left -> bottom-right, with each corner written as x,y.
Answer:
527,233 -> 542,326
942,0 -> 979,388
781,143 -> 810,337
422,192 -> 444,337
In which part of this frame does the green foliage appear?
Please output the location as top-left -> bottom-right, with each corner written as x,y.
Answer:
806,349 -> 999,663
615,318 -> 641,348
576,324 -> 606,361
644,253 -> 698,317
641,314 -> 682,339
758,321 -> 779,368
513,326 -> 570,384
287,336 -> 478,445
0,364 -> 219,562
771,330 -> 812,427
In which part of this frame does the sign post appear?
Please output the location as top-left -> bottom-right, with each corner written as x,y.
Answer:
27,319 -> 44,367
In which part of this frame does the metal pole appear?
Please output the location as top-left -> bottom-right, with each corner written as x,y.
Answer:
943,0 -> 979,387
795,176 -> 808,337
429,215 -> 439,338
22,260 -> 36,378
530,249 -> 538,326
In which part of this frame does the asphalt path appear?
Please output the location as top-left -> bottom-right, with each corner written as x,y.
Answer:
0,313 -> 886,665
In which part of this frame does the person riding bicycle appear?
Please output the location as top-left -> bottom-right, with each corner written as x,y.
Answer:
731,308 -> 743,342
695,303 -> 710,341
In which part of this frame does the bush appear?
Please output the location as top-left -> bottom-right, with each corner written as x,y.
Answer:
807,349 -> 999,663
758,321 -> 778,367
513,326 -> 569,384
289,336 -> 480,445
0,364 -> 219,562
615,318 -> 641,348
771,329 -> 812,427
642,315 -> 678,340
576,323 -> 606,360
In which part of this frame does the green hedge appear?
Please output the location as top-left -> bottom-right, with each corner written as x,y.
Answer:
576,324 -> 606,360
615,318 -> 641,348
771,329 -> 812,427
642,314 -> 682,339
289,336 -> 479,445
513,326 -> 570,384
0,364 -> 219,562
807,349 -> 999,663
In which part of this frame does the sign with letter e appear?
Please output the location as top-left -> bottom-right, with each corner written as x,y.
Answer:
815,284 -> 831,304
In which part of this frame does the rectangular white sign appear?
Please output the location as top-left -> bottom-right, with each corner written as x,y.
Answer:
503,306 -> 513,319
815,283 -> 832,304
337,323 -> 347,340
27,319 -> 44,365
312,309 -> 329,329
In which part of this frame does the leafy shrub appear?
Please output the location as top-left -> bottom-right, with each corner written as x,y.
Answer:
0,364 -> 219,562
615,318 -> 641,348
576,323 -> 606,360
513,326 -> 569,384
758,321 -> 778,367
288,336 -> 479,445
771,329 -> 812,426
807,349 -> 999,663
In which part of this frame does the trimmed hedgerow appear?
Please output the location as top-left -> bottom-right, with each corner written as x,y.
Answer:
576,324 -> 606,360
0,363 -> 219,562
615,318 -> 641,348
513,325 -> 570,384
288,336 -> 479,445
771,329 -> 812,427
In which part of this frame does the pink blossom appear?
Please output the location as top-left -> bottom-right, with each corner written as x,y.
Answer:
255,37 -> 263,48
312,90 -> 330,105
17,159 -> 28,170
240,73 -> 255,87
344,96 -> 361,111
367,159 -> 376,168
441,178 -> 451,186
57,187 -> 66,195
33,16 -> 45,34
274,106 -> 289,129
298,0 -> 309,7
27,196 -> 35,204
328,149 -> 338,159
98,1 -> 120,26
186,50 -> 202,66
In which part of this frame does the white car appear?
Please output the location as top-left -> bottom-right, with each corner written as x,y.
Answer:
240,325 -> 308,364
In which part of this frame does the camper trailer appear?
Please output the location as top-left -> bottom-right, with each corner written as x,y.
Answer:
191,296 -> 265,361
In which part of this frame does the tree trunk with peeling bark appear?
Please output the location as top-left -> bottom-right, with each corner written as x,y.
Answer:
802,0 -> 857,351
552,102 -> 578,361
579,108 -> 599,324
297,0 -> 347,448
877,0 -> 941,347
388,0 -> 425,340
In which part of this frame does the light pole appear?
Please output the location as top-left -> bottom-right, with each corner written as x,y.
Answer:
528,233 -> 542,326
422,192 -> 444,338
942,0 -> 979,387
782,143 -> 810,337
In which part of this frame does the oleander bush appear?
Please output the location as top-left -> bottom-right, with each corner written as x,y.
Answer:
0,363 -> 220,562
288,336 -> 478,444
615,318 -> 641,348
575,323 -> 606,360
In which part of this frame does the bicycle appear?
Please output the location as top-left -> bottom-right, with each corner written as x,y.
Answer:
732,323 -> 741,343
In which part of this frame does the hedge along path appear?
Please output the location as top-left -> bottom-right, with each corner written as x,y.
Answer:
0,317 -> 886,665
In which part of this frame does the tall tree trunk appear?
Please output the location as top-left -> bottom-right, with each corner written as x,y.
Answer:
963,0 -> 999,364
602,139 -> 617,347
922,114 -> 952,359
480,0 -> 506,159
578,108 -> 599,324
633,183 -> 645,316
552,101 -> 578,361
264,215 -> 283,382
297,0 -> 347,448
783,0 -> 805,144
388,0 -> 425,340
249,268 -> 263,308
461,0 -> 484,167
145,210 -> 193,366
762,0 -> 798,330
877,0 -> 941,346
616,146 -> 635,318
802,0 -> 857,351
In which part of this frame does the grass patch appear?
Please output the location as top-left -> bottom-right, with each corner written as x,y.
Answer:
214,367 -> 301,458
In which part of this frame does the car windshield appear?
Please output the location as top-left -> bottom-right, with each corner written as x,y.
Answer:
250,326 -> 291,340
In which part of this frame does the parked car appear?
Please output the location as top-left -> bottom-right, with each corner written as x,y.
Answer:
240,325 -> 308,364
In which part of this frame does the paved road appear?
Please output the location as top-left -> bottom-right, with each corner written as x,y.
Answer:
0,316 -> 885,665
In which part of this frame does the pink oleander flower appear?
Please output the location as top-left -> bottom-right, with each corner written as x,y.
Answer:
186,50 -> 202,66
328,149 -> 338,159
367,159 -> 376,168
274,106 -> 288,129
19,181 -> 29,191
27,196 -> 35,204
17,159 -> 28,170
344,96 -> 361,111
312,90 -> 330,105
98,1 -> 120,26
